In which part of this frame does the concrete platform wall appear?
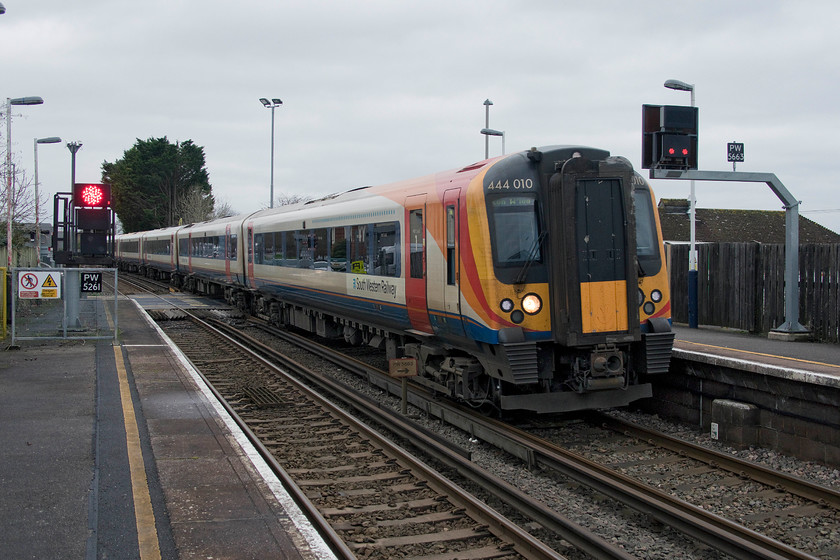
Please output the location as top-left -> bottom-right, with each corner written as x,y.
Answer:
644,356 -> 840,467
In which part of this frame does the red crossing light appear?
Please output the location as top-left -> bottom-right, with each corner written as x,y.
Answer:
73,183 -> 111,208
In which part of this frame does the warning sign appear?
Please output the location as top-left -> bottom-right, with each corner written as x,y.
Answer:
18,271 -> 62,299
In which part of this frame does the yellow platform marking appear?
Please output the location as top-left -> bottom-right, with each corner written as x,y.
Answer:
678,340 -> 840,370
114,345 -> 162,560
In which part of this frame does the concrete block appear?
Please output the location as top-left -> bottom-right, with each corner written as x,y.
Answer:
711,399 -> 760,447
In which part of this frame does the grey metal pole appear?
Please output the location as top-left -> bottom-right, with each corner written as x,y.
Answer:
483,99 -> 492,160
5,96 -> 44,267
260,98 -> 282,209
66,141 -> 83,329
270,104 -> 275,208
34,137 -> 61,267
34,140 -> 39,266
688,86 -> 698,329
6,98 -> 12,268
650,168 -> 807,335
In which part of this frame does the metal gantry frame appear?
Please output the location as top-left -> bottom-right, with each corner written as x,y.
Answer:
650,168 -> 808,335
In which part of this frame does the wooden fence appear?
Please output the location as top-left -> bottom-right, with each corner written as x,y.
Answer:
666,243 -> 840,343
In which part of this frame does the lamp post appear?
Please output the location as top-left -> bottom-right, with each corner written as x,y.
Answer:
480,128 -> 505,156
483,99 -> 493,159
34,136 -> 62,266
6,96 -> 44,268
259,97 -> 282,208
664,78 -> 698,328
65,141 -> 83,329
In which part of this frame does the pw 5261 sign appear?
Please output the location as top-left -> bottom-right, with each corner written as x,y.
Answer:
81,272 -> 103,293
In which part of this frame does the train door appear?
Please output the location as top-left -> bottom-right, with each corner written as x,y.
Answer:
575,178 -> 629,334
442,188 -> 466,337
405,195 -> 433,333
225,224 -> 232,282
246,222 -> 255,287
548,156 -> 638,343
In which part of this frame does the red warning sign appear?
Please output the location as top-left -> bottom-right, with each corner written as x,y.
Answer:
17,271 -> 62,299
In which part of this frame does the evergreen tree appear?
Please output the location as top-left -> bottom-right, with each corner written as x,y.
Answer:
102,137 -> 213,232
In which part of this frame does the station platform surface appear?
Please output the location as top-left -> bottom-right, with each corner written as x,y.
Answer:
0,295 -> 335,560
673,323 -> 840,382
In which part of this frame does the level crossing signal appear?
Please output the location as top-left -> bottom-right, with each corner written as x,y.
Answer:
642,104 -> 699,170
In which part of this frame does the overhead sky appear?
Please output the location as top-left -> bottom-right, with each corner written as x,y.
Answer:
3,0 -> 839,234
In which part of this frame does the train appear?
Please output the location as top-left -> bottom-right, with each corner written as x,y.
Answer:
116,145 -> 674,414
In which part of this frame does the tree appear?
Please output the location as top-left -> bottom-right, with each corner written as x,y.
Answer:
102,137 -> 214,232
0,160 -> 40,264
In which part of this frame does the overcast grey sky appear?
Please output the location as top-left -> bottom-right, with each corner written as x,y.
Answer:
3,0 -> 839,233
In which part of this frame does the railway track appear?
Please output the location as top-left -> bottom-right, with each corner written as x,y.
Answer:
155,311 -> 577,560
103,270 -> 173,295
234,317 -> 838,560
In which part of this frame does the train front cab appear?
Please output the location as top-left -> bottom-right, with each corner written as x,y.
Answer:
494,149 -> 673,413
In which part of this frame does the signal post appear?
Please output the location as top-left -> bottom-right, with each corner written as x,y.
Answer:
642,104 -> 808,338
53,183 -> 115,328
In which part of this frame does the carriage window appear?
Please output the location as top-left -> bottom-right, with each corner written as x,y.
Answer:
349,225 -> 369,273
373,222 -> 400,277
263,232 -> 275,263
490,195 -> 540,266
331,227 -> 348,271
229,234 -> 237,260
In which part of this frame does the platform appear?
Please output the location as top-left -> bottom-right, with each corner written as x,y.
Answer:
673,324 -> 840,382
0,295 -> 335,560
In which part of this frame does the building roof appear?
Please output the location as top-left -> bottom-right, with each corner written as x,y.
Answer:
657,199 -> 840,244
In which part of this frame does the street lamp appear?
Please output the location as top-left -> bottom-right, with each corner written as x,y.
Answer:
34,136 -> 62,266
6,96 -> 44,267
480,128 -> 505,156
664,78 -> 698,328
483,99 -> 493,159
259,97 -> 282,208
0,3 -> 6,15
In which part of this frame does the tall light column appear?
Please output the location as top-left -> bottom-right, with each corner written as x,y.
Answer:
65,141 -> 83,329
664,79 -> 698,328
34,136 -> 62,266
483,99 -> 493,159
6,96 -> 44,267
259,98 -> 283,208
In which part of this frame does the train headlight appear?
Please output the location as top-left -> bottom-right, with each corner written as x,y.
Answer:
643,301 -> 655,315
651,289 -> 662,303
500,298 -> 514,313
521,293 -> 542,315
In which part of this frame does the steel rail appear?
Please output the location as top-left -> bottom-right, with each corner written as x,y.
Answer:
192,315 -> 567,560
176,313 -> 356,560
246,320 -> 820,560
216,318 -> 634,560
589,411 -> 840,510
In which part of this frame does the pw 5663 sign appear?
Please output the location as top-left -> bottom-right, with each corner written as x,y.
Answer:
727,142 -> 745,162
81,272 -> 103,293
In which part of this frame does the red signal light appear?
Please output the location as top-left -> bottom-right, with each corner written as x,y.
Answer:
73,183 -> 111,208
80,184 -> 103,206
